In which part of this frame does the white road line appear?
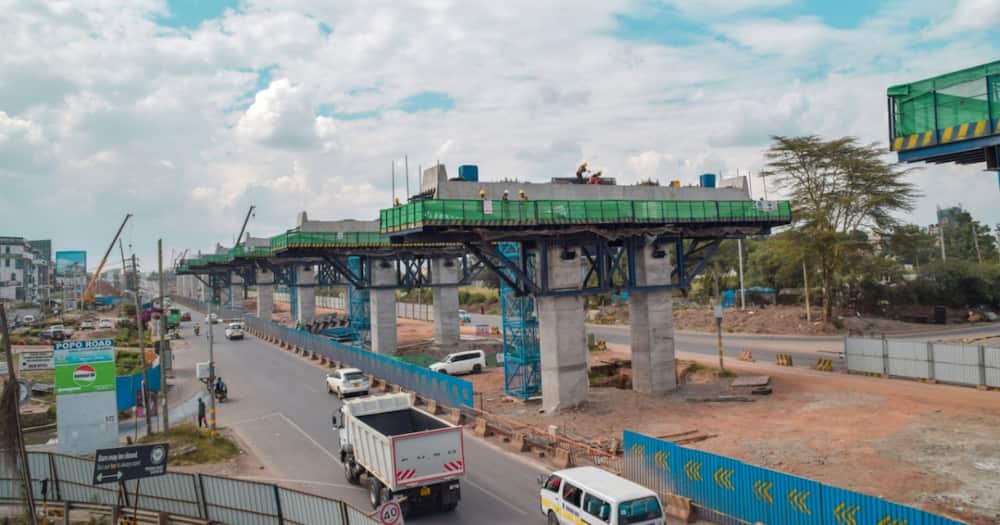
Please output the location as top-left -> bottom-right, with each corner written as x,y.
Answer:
464,477 -> 529,515
275,412 -> 343,465
228,411 -> 282,426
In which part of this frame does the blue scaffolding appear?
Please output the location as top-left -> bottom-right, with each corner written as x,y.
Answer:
288,272 -> 298,321
499,242 -> 541,399
348,256 -> 371,346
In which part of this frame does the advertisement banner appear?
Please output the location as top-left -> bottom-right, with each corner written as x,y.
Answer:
54,339 -> 116,396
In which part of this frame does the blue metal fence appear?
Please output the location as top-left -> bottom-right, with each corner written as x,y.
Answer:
243,315 -> 474,408
116,364 -> 162,411
623,430 -> 965,525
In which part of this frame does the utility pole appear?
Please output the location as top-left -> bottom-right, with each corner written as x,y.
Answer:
405,155 -> 410,199
737,239 -> 746,310
132,254 -> 151,433
802,258 -> 812,323
1,305 -> 38,524
207,288 -> 217,445
391,161 -> 396,204
713,303 -> 724,371
938,215 -> 947,262
972,223 -> 983,263
158,239 -> 169,432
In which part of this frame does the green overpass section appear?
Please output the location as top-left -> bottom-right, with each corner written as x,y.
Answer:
380,198 -> 792,236
889,60 -> 1000,166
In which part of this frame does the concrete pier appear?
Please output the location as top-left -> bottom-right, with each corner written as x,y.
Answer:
629,244 -> 677,394
256,269 -> 273,320
295,265 -> 316,324
432,258 -> 461,350
538,246 -> 588,413
370,260 -> 397,355
229,274 -> 243,308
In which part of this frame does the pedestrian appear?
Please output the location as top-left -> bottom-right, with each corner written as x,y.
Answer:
198,398 -> 207,428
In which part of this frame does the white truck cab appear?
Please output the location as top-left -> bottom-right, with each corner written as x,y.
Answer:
540,467 -> 665,525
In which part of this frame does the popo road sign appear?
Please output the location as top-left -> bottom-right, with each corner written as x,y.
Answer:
93,443 -> 169,484
377,500 -> 404,525
54,339 -> 116,396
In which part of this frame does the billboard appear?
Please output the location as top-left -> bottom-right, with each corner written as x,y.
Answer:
54,339 -> 116,396
55,250 -> 87,278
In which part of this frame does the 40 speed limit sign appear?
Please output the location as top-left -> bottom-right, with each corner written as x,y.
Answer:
377,500 -> 403,525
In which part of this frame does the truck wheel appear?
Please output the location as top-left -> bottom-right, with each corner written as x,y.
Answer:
343,461 -> 359,485
472,364 -> 482,374
547,510 -> 559,525
368,478 -> 382,509
379,487 -> 392,507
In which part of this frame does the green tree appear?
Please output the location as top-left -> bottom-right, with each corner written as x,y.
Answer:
883,224 -> 936,268
937,206 -> 999,263
761,136 -> 920,322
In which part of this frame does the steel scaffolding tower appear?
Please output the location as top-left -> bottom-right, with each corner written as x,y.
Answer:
500,242 -> 541,399
348,256 -> 371,346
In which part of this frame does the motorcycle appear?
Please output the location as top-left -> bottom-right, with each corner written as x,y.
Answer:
214,385 -> 228,403
193,324 -> 201,336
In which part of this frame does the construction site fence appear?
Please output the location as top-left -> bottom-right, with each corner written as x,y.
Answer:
380,198 -> 792,232
0,451 -> 377,525
622,430 -> 963,525
262,292 -> 435,322
242,315 -> 474,408
844,337 -> 1000,388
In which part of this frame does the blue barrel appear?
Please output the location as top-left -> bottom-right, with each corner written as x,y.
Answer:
699,173 -> 717,188
458,165 -> 479,182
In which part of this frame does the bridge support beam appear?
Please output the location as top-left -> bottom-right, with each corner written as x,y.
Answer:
538,246 -> 588,414
256,269 -> 273,320
432,258 -> 461,350
295,265 -> 316,325
229,274 -> 243,308
630,244 -> 677,394
370,260 -> 398,355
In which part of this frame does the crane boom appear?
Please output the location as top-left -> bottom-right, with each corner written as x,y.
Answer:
83,213 -> 132,304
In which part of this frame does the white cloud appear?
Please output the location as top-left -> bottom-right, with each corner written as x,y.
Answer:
929,0 -> 1000,37
0,112 -> 51,174
236,78 -> 319,149
661,0 -> 793,16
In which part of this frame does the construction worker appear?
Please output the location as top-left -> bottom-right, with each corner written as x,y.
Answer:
576,161 -> 589,181
393,197 -> 401,207
479,189 -> 487,201
519,189 -> 527,201
502,190 -> 509,201
588,170 -> 603,185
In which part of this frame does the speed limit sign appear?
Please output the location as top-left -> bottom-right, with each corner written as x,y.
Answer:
377,500 -> 403,525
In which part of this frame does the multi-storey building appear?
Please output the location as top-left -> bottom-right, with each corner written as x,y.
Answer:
0,236 -> 52,303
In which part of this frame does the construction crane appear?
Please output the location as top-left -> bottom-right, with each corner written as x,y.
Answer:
82,213 -> 132,305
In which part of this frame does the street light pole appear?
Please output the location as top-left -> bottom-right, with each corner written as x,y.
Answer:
158,239 -> 169,432
714,304 -> 724,371
207,285 -> 217,445
133,254 -> 151,433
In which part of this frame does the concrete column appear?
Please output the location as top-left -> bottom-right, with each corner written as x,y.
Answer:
432,258 -> 461,350
229,274 -> 243,308
370,260 -> 397,355
629,244 -> 677,394
256,269 -> 273,320
295,265 -> 316,324
198,279 -> 208,302
538,246 -> 588,413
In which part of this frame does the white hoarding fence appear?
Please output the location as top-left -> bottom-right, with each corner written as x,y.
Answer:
845,337 -> 1000,389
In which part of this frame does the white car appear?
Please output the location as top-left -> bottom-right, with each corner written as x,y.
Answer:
22,315 -> 36,324
79,320 -> 95,330
429,350 -> 486,376
224,322 -> 244,340
98,318 -> 114,329
325,368 -> 369,398
206,313 -> 219,324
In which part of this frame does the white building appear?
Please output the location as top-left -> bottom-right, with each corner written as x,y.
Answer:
0,236 -> 52,303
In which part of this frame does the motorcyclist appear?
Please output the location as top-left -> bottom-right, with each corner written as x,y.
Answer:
214,376 -> 228,400
193,322 -> 201,336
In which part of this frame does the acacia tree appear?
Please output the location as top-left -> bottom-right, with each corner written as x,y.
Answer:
761,136 -> 920,322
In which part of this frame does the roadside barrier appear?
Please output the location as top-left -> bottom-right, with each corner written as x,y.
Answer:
815,358 -> 834,372
844,336 -> 1000,390
242,315 -> 475,408
0,451 -> 378,525
776,353 -> 794,366
623,430 -> 963,525
739,350 -> 754,362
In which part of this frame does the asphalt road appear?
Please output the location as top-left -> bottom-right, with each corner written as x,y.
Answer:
178,310 -> 547,524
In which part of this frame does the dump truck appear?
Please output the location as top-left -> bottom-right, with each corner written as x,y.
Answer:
333,393 -> 464,514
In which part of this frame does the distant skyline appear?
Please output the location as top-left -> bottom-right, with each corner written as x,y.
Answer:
2,0 -> 1000,267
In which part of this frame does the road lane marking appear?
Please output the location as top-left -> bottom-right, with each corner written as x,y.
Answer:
464,477 -> 528,515
229,412 -> 283,426
275,412 -> 343,465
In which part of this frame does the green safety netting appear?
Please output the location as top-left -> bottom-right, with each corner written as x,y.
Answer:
270,231 -> 390,252
889,60 -> 1000,137
379,199 -> 792,233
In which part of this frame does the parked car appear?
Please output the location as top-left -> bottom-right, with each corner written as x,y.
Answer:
40,325 -> 66,341
22,314 -> 36,324
429,350 -> 486,375
458,309 -> 472,324
98,318 -> 114,329
224,322 -> 244,340
325,368 -> 370,398
180,312 -> 192,321
79,320 -> 95,330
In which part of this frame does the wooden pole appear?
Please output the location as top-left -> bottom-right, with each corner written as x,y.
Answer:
1,305 -> 39,524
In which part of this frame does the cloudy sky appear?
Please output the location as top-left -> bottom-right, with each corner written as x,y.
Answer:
2,0 -> 1000,270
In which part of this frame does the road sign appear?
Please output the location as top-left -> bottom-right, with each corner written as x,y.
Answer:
54,339 -> 116,396
92,443 -> 169,484
19,351 -> 55,371
377,500 -> 403,525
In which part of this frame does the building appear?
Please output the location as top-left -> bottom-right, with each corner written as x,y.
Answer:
55,250 -> 88,311
0,236 -> 53,303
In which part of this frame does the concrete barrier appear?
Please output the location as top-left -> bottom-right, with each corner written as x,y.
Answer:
474,417 -> 492,437
550,447 -> 572,469
510,432 -> 529,452
776,353 -> 793,366
444,408 -> 462,425
424,399 -> 438,415
660,493 -> 693,522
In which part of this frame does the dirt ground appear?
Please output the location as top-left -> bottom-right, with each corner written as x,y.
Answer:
467,345 -> 1000,525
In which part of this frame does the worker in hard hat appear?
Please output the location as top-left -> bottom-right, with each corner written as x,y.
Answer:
576,161 -> 589,181
393,197 -> 401,207
502,190 -> 509,201
479,189 -> 487,200
518,189 -> 527,201
588,169 -> 603,185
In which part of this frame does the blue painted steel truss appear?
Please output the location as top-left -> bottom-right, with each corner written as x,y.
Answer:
499,242 -> 541,400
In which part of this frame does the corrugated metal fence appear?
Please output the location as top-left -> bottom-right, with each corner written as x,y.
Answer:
0,452 -> 376,525
243,315 -> 474,408
623,430 -> 964,525
845,337 -> 1000,388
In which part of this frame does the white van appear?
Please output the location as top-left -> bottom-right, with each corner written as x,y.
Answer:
539,466 -> 665,525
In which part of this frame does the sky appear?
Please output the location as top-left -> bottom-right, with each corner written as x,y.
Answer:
2,0 -> 1000,270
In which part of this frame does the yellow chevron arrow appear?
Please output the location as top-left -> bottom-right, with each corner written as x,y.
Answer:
847,505 -> 860,525
653,450 -> 669,470
630,444 -> 645,458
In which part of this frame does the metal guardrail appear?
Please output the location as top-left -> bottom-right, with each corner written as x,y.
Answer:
243,315 -> 474,408
1,452 -> 377,525
623,430 -> 965,525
